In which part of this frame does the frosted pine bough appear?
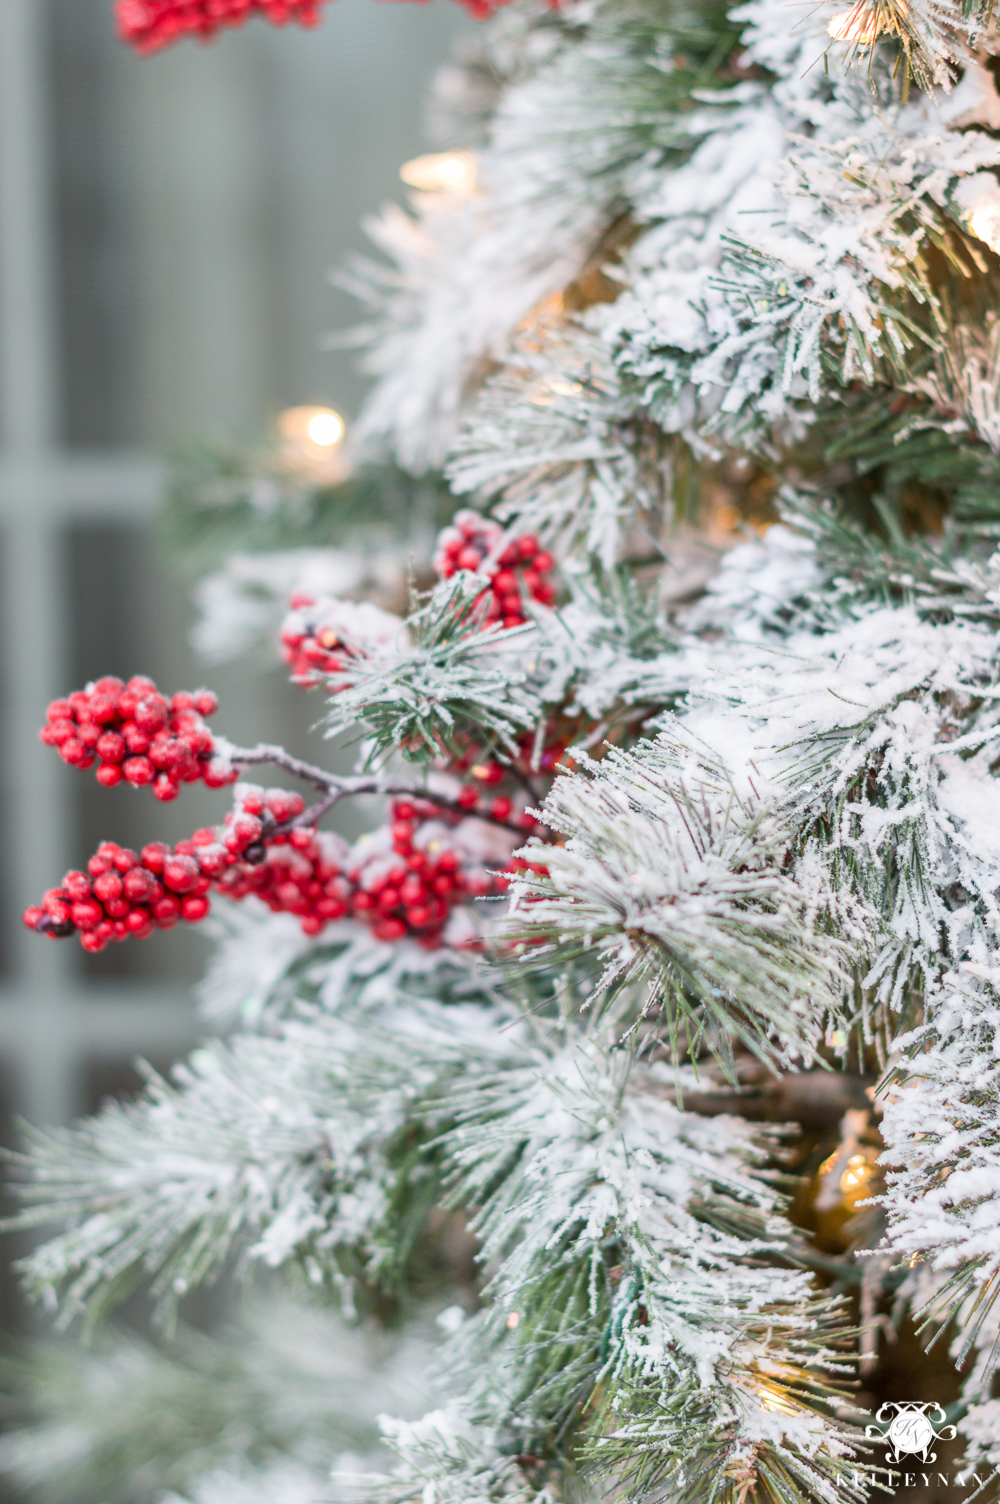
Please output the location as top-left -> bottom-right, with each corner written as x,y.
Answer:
9,0 -> 1000,1502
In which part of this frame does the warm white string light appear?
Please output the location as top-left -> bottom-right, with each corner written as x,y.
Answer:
277,405 -> 348,482
399,151 -> 477,195
954,172 -> 1000,254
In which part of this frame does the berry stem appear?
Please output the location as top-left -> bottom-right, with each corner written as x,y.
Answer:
226,743 -> 543,837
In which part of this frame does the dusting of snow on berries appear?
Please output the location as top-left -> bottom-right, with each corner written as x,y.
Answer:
116,0 -> 526,54
24,782 -> 523,952
280,596 -> 408,685
39,676 -> 235,801
434,511 -> 556,628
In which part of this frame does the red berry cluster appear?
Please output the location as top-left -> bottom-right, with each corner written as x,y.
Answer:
115,0 -> 326,52
115,0 -> 526,54
433,511 -> 555,628
24,841 -> 214,954
217,794 -> 510,946
39,676 -> 235,802
24,783 -> 522,952
280,596 -> 406,686
22,786 -> 305,953
346,799 -> 500,945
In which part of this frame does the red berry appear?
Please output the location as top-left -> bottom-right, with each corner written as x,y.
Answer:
141,842 -> 171,873
123,724 -> 151,754
197,848 -> 230,877
490,797 -> 513,821
123,755 -> 155,786
153,774 -> 180,802
315,897 -> 348,920
153,894 -> 181,923
22,905 -> 44,929
47,719 -> 76,746
62,871 -> 93,901
96,764 -> 123,788
194,690 -> 218,717
104,898 -> 130,920
233,814 -> 263,845
457,786 -> 479,809
518,535 -> 539,560
457,512 -> 487,540
93,871 -> 123,904
373,918 -> 407,941
266,790 -> 305,821
71,899 -> 103,931
534,550 -> 554,574
96,732 -> 126,764
46,699 -> 73,722
180,895 -> 210,922
163,855 -> 199,894
126,908 -> 154,938
123,867 -> 157,902
300,915 -> 324,936
80,930 -> 108,953
202,759 -> 235,789
88,693 -> 119,725
134,696 -> 168,733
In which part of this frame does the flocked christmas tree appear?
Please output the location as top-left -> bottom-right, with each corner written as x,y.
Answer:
7,0 -> 1000,1499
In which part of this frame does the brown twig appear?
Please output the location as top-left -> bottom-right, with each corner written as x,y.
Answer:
225,742 -> 547,840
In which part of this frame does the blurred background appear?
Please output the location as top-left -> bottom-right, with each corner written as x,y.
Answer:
0,0 -> 472,1336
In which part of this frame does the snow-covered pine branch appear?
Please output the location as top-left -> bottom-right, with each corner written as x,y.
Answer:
347,1016 -> 864,1504
5,997 -> 511,1327
320,574 -> 542,764
507,735 -> 854,1071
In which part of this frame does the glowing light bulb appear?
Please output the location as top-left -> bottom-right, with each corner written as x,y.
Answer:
400,151 -> 477,195
968,202 -> 1000,253
306,410 -> 344,447
954,173 -> 1000,255
277,405 -> 348,482
827,4 -> 881,43
839,1152 -> 872,1191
